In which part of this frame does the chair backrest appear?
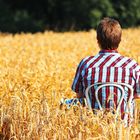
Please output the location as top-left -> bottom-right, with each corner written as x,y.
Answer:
85,82 -> 134,116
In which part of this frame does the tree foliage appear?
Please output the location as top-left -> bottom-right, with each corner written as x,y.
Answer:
0,0 -> 140,32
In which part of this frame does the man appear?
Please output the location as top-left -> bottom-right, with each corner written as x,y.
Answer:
71,17 -> 140,118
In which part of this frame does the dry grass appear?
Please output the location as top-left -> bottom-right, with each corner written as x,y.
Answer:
0,29 -> 140,139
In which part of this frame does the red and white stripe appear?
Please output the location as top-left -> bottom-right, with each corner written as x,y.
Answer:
72,50 -> 140,117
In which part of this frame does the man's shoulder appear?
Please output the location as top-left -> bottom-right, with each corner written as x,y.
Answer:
119,55 -> 140,70
117,54 -> 138,63
80,56 -> 94,64
78,56 -> 94,69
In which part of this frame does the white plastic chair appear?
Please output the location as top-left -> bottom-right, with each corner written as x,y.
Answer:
85,82 -> 134,118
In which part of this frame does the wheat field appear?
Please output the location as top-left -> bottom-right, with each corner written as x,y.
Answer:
0,29 -> 140,140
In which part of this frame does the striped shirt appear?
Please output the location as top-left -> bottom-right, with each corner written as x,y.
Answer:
72,50 -> 140,117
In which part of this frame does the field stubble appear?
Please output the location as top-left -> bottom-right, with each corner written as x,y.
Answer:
0,29 -> 140,139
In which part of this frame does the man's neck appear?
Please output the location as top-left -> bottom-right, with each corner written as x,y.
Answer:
99,49 -> 118,53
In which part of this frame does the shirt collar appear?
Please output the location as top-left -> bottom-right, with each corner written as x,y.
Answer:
99,49 -> 118,54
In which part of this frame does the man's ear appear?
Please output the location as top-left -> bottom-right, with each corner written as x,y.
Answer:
96,36 -> 99,44
97,40 -> 101,49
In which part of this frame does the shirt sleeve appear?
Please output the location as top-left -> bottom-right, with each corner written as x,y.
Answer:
71,58 -> 85,94
134,65 -> 140,98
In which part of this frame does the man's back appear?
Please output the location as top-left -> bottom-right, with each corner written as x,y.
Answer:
72,50 -> 140,116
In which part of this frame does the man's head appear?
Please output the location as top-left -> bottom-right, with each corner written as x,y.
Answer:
97,17 -> 122,50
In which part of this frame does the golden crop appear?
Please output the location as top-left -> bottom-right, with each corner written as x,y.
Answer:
0,29 -> 140,139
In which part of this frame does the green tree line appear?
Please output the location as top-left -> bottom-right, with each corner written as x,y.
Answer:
0,0 -> 140,32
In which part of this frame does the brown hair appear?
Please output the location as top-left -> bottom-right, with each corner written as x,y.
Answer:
97,17 -> 122,50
